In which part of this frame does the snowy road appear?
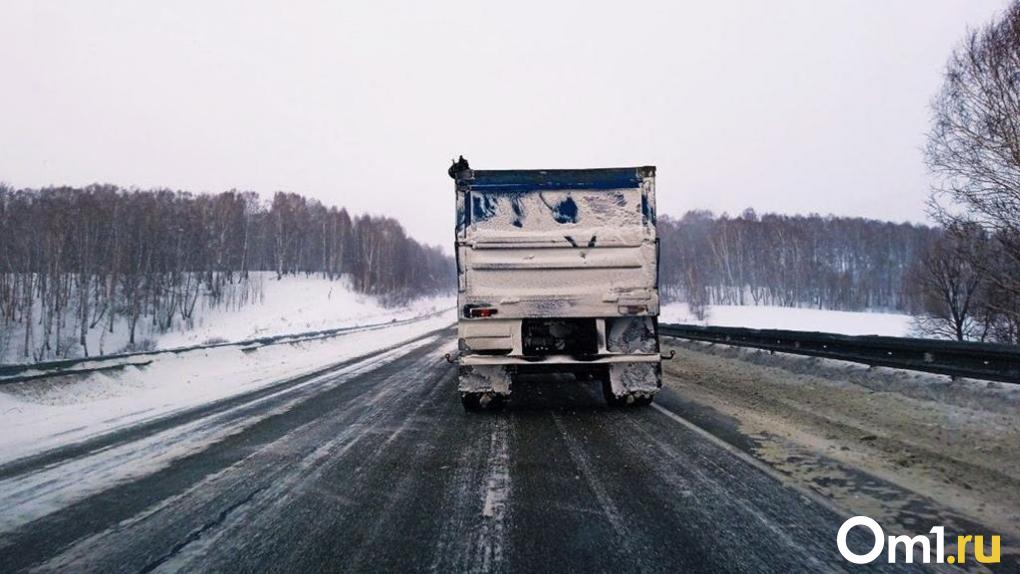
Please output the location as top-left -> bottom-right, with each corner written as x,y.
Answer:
0,327 -> 955,573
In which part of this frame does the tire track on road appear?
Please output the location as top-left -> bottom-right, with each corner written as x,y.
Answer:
472,415 -> 512,574
550,412 -> 634,551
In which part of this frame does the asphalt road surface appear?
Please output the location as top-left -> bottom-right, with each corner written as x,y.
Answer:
0,328 -> 953,573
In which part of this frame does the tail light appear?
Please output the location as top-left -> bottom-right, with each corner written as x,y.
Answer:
468,307 -> 498,318
619,304 -> 647,315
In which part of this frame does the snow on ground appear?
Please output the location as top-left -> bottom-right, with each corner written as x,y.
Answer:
156,275 -> 452,349
660,303 -> 914,337
0,309 -> 456,465
0,272 -> 454,364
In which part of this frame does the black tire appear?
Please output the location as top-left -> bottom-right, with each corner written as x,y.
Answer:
461,393 -> 483,411
631,394 -> 654,407
461,392 -> 505,412
601,378 -> 626,407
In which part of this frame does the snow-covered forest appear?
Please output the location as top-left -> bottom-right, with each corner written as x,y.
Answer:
659,210 -> 936,314
659,208 -> 1020,344
0,185 -> 453,362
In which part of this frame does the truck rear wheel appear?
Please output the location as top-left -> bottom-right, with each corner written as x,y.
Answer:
630,394 -> 654,407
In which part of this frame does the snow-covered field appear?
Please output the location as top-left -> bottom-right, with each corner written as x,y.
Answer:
660,303 -> 914,337
156,275 -> 452,348
0,273 -> 453,364
0,309 -> 456,466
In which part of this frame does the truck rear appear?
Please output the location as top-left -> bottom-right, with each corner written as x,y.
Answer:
451,162 -> 662,410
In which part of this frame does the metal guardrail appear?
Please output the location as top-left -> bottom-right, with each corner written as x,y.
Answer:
659,323 -> 1020,384
0,308 -> 454,385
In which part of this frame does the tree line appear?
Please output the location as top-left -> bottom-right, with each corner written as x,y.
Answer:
658,206 -> 1020,344
0,184 -> 452,361
659,210 -> 937,318
911,1 -> 1020,344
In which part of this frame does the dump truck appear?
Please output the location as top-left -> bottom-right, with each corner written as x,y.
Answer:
450,160 -> 663,410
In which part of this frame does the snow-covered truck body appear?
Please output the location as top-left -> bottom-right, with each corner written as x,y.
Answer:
452,165 -> 662,409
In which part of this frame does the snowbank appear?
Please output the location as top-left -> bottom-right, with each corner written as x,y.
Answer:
0,273 -> 454,364
0,309 -> 457,465
156,274 -> 452,348
660,303 -> 913,337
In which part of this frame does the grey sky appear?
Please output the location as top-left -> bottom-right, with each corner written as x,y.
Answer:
0,1 -> 1011,250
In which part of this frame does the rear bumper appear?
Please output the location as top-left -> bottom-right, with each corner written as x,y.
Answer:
458,316 -> 660,356
457,356 -> 662,396
460,353 -> 660,366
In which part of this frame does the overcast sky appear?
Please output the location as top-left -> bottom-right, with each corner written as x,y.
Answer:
0,1 -> 1012,249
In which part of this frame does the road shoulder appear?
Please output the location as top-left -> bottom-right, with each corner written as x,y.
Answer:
660,338 -> 1020,569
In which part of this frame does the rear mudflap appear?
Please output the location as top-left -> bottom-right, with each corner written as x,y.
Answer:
458,364 -> 512,396
607,362 -> 661,398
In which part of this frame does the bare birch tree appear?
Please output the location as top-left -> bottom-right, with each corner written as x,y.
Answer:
926,1 -> 1020,341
